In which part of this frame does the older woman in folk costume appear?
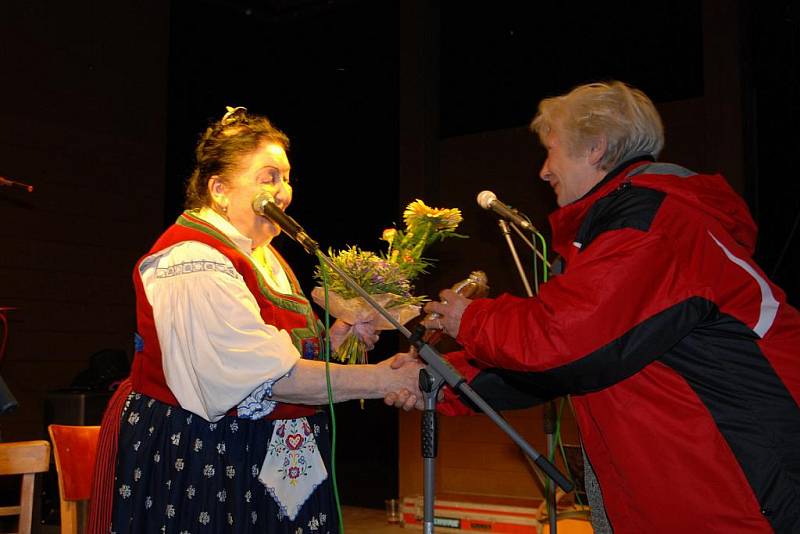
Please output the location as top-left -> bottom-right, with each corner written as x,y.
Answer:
92,107 -> 422,534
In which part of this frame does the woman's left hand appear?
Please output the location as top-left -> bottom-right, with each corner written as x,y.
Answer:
328,319 -> 380,352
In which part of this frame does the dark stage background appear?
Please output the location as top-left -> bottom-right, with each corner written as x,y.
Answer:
0,0 -> 798,513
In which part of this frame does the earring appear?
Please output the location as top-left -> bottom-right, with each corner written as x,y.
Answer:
213,199 -> 229,219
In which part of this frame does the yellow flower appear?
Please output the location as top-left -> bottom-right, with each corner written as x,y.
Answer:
381,228 -> 397,243
403,199 -> 463,232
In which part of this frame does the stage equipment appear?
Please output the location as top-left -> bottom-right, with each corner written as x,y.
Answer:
0,307 -> 18,415
0,175 -> 34,193
252,191 -> 318,253
477,190 -> 535,231
254,195 -> 573,534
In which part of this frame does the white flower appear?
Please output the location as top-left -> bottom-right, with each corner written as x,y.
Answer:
118,484 -> 131,499
217,489 -> 226,502
186,414 -> 193,424
251,511 -> 257,524
148,426 -> 155,435
251,465 -> 259,477
133,468 -> 142,482
226,465 -> 235,479
170,433 -> 181,446
166,504 -> 175,518
175,458 -> 184,471
198,511 -> 210,525
165,480 -> 172,489
145,496 -> 153,509
203,464 -> 215,478
194,439 -> 203,452
186,485 -> 196,499
133,441 -> 141,451
230,420 -> 239,432
216,442 -> 226,454
320,513 -> 327,524
227,513 -> 234,526
147,399 -> 155,408
165,407 -> 171,417
153,451 -> 161,463
209,423 -> 217,431
127,412 -> 140,425
245,490 -> 252,503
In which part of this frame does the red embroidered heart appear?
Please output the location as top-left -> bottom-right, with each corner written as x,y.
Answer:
286,434 -> 304,450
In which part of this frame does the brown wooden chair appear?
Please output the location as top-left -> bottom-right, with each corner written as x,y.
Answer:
48,425 -> 101,534
0,439 -> 51,534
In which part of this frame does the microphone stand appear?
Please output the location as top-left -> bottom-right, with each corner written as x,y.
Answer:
284,229 -> 573,534
498,220 -> 535,296
496,220 -> 559,534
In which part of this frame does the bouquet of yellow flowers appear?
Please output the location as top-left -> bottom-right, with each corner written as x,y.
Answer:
312,200 -> 464,364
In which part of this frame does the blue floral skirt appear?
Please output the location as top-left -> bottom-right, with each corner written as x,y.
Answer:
110,392 -> 338,534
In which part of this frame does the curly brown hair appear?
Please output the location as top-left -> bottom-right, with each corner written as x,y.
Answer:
185,106 -> 290,209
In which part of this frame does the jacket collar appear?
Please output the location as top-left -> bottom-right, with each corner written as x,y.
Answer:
548,155 -> 654,255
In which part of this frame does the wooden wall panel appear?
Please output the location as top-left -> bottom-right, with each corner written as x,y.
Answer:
0,1 -> 169,443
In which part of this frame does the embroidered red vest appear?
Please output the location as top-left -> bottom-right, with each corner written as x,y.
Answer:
131,211 -> 321,420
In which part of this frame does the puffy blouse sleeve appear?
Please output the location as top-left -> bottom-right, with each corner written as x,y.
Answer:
139,241 -> 301,421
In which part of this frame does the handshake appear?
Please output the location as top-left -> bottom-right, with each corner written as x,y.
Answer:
379,350 -> 428,412
310,289 -> 471,411
377,288 -> 473,411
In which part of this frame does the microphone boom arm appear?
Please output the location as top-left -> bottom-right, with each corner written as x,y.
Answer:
264,200 -> 574,532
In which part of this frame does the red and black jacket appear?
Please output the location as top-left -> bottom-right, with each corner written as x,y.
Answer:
440,158 -> 800,533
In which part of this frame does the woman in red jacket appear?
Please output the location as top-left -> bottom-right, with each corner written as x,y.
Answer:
394,81 -> 800,533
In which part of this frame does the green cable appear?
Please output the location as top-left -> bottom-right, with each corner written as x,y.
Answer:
532,227 -> 553,503
316,251 -> 345,533
533,229 -> 549,283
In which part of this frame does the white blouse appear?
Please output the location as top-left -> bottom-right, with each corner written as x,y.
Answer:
138,208 -> 302,422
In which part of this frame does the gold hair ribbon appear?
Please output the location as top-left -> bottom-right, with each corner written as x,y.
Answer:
221,105 -> 248,125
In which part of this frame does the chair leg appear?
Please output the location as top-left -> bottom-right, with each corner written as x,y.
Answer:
19,473 -> 35,534
60,500 -> 78,534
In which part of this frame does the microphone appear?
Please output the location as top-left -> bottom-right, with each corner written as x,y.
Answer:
251,191 -> 319,254
0,176 -> 34,193
476,190 -> 534,231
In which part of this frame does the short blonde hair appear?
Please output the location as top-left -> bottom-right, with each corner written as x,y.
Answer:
530,81 -> 664,170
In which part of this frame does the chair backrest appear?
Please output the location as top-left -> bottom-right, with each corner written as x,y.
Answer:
48,425 -> 101,534
0,439 -> 51,534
